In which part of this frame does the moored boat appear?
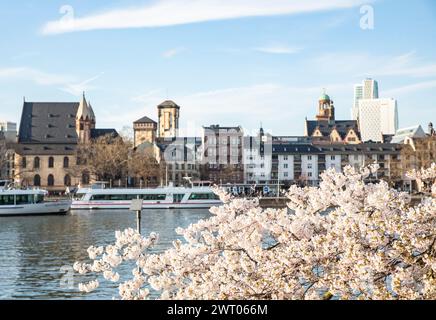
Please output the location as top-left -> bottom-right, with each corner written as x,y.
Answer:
71,185 -> 222,210
0,188 -> 71,216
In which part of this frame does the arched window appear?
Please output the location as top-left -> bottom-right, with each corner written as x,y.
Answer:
34,175 -> 41,187
21,157 -> 27,169
34,157 -> 40,169
82,171 -> 90,185
64,175 -> 71,187
47,174 -> 55,187
63,157 -> 69,168
48,157 -> 54,168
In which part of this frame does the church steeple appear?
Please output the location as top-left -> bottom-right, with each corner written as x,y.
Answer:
77,92 -> 95,121
76,92 -> 96,143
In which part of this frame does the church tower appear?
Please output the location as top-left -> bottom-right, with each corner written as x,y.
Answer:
316,90 -> 335,122
76,92 -> 96,143
158,100 -> 180,138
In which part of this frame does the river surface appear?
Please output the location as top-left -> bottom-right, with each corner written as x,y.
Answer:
0,209 -> 211,300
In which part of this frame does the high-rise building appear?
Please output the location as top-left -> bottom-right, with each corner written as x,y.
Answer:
352,78 -> 379,120
0,121 -> 17,142
358,98 -> 398,142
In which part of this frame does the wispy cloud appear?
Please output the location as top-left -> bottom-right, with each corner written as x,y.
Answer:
11,51 -> 40,61
254,45 -> 302,54
311,51 -> 436,79
0,67 -> 73,85
384,80 -> 436,97
41,0 -> 369,35
0,66 -> 103,96
162,47 -> 186,58
131,89 -> 165,104
114,82 -> 352,135
60,72 -> 105,96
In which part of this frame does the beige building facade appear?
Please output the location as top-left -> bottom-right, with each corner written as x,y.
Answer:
13,94 -> 115,193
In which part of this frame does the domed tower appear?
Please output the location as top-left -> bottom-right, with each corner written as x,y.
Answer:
76,92 -> 96,143
316,90 -> 335,122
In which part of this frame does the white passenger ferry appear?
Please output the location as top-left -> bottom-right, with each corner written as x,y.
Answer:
0,186 -> 71,216
71,183 -> 222,210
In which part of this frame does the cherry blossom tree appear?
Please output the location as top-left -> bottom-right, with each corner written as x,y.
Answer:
74,164 -> 436,300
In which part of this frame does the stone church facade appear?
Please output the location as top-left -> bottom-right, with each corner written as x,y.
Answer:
13,93 -> 117,192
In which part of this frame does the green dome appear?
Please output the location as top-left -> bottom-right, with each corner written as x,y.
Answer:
319,93 -> 330,101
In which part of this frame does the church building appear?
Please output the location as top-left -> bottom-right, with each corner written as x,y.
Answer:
13,93 -> 117,192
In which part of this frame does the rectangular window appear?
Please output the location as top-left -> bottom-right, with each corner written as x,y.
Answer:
331,155 -> 336,161
15,194 -> 34,205
308,164 -> 312,169
0,195 -> 15,205
308,172 -> 313,177
284,156 -> 288,161
284,164 -> 288,169
189,193 -> 219,200
308,155 -> 312,160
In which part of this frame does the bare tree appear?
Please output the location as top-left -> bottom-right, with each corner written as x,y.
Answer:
70,134 -> 164,188
129,146 -> 163,188
0,138 -> 8,180
70,134 -> 130,186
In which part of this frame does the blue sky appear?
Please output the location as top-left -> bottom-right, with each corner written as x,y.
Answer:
0,0 -> 435,136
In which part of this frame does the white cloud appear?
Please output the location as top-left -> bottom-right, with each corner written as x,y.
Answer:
162,47 -> 186,58
41,0 -> 369,35
254,45 -> 302,54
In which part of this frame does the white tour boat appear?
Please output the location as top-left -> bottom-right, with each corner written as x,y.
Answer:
0,187 -> 71,216
71,184 -> 223,210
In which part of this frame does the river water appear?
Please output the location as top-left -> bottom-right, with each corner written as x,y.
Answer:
0,209 -> 211,300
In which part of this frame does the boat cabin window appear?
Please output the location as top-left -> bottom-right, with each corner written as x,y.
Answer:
0,195 -> 15,205
188,193 -> 219,200
15,194 -> 36,205
74,193 -> 86,201
34,194 -> 44,203
90,194 -> 167,201
173,194 -> 185,203
142,194 -> 167,201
